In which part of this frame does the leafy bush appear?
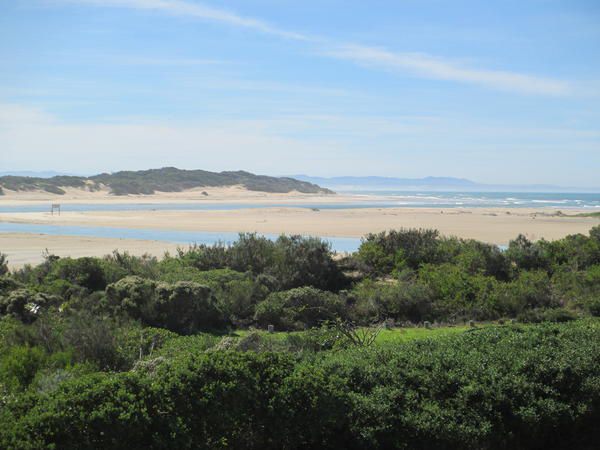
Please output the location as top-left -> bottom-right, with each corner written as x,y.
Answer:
0,276 -> 21,297
347,279 -> 434,324
358,228 -> 445,274
175,233 -> 347,291
517,307 -> 577,323
0,253 -> 8,276
0,289 -> 60,323
2,321 -> 599,449
506,234 -> 550,272
105,276 -> 227,333
254,287 -> 345,330
46,257 -> 110,292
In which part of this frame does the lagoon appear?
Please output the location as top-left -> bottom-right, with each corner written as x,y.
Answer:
0,222 -> 363,253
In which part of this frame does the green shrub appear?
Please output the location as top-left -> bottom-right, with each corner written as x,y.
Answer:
47,257 -> 109,291
347,279 -> 434,324
0,276 -> 21,297
2,321 -> 599,449
0,289 -> 60,323
0,345 -> 47,391
173,233 -> 347,291
506,234 -> 550,272
358,228 -> 445,274
105,276 -> 227,333
517,307 -> 577,323
0,253 -> 8,276
255,287 -> 345,330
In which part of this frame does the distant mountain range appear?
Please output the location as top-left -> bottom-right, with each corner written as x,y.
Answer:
0,168 -> 332,196
292,175 -> 600,193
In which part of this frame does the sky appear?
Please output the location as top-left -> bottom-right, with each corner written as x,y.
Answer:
1,0 -> 599,187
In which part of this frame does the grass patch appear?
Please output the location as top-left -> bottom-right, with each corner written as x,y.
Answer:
573,211 -> 600,218
229,323 -> 483,346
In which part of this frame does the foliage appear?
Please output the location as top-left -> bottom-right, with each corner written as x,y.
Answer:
329,319 -> 383,347
254,287 -> 346,330
105,276 -> 227,333
1,227 -> 600,448
176,233 -> 348,291
1,321 -> 599,449
347,279 -> 435,323
0,253 -> 8,276
358,228 -> 445,274
0,289 -> 60,323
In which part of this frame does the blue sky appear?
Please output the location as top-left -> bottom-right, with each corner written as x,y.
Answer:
1,0 -> 599,187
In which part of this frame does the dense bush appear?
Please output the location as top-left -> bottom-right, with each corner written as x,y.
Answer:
2,227 -> 600,448
0,289 -> 60,323
2,227 -> 600,331
0,253 -> 8,276
176,233 -> 347,291
358,228 -> 445,274
106,276 -> 227,333
0,276 -> 22,297
254,287 -> 346,330
347,279 -> 434,323
1,321 -> 599,449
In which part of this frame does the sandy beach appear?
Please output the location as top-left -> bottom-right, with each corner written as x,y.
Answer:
1,188 -> 598,268
1,206 -> 598,267
0,233 -> 181,268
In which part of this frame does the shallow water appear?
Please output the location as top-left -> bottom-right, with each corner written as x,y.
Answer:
0,222 -> 363,253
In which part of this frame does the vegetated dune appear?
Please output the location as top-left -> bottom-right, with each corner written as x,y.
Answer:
0,167 -> 334,196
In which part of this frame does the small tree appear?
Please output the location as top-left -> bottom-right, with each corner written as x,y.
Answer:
331,319 -> 383,348
0,252 -> 8,276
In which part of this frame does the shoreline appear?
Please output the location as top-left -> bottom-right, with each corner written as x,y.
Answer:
1,206 -> 597,242
0,233 -> 181,269
1,190 -> 597,268
2,186 -> 598,207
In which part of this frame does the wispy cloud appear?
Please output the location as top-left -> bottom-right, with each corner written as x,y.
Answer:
65,0 -> 311,40
325,45 -> 571,96
56,0 -> 571,95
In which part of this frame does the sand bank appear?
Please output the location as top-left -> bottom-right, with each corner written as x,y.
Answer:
0,233 -> 180,268
1,207 -> 596,244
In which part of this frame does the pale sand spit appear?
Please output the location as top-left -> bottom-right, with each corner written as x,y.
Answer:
0,233 -> 181,269
1,207 -> 597,246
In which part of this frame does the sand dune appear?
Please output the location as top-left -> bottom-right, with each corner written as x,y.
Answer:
0,186 -> 349,205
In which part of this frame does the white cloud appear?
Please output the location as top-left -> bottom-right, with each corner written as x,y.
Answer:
56,0 -> 571,96
325,45 -> 571,96
64,0 -> 310,40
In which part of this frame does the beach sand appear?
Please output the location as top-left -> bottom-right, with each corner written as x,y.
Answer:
1,207 -> 597,241
1,188 -> 597,268
0,233 -> 180,268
